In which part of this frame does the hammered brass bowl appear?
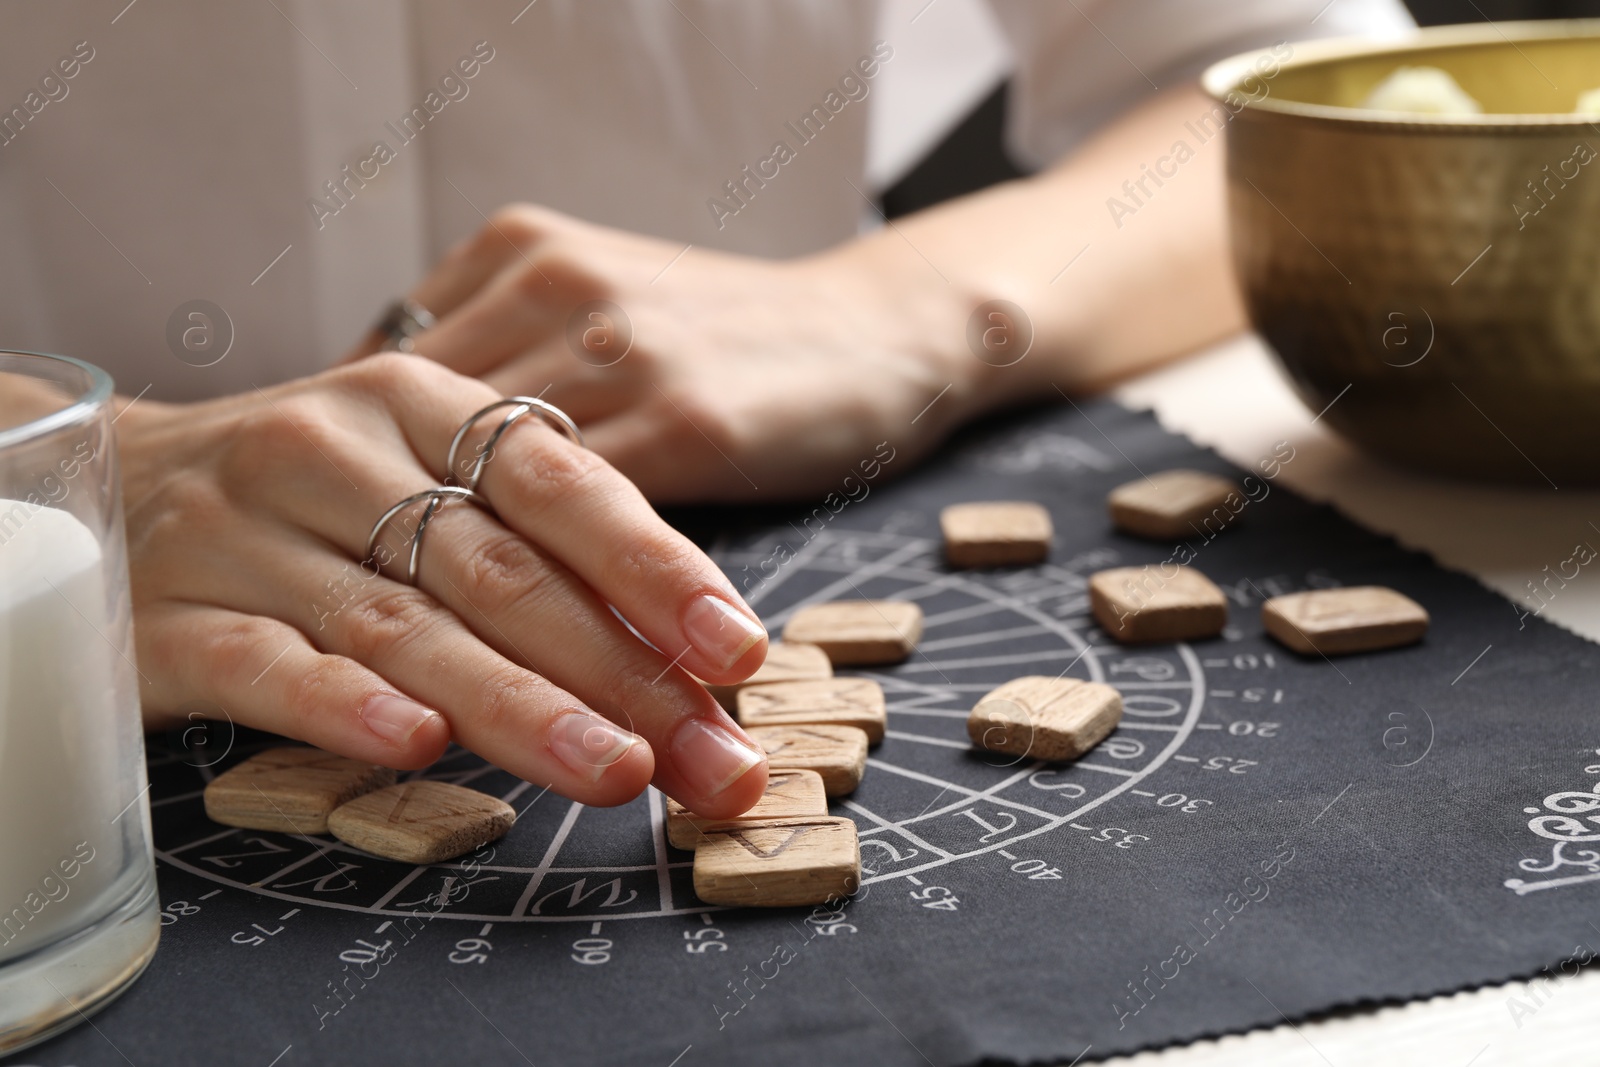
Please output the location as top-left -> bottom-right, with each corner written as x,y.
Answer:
1204,21 -> 1600,484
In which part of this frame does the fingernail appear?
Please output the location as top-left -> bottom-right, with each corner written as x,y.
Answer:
360,694 -> 441,744
682,594 -> 765,671
670,717 -> 764,798
548,711 -> 640,783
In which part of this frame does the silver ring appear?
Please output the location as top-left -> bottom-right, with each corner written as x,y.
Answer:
374,298 -> 437,353
365,486 -> 488,585
446,396 -> 584,491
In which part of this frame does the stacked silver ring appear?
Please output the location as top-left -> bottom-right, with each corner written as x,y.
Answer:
365,394 -> 584,585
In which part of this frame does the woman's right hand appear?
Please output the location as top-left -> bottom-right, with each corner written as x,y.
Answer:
117,354 -> 770,818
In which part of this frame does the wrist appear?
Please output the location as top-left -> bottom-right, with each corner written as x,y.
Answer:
111,392 -> 176,438
111,394 -> 185,501
799,231 -> 1008,437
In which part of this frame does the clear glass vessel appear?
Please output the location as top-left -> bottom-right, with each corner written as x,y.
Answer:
0,350 -> 159,1054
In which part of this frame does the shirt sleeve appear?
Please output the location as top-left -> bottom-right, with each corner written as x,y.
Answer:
987,0 -> 1416,169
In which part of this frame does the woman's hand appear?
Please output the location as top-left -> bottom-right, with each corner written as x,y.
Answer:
347,205 -> 984,502
350,83 -> 1256,502
118,355 -> 769,817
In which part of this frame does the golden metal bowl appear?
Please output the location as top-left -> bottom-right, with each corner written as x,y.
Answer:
1204,21 -> 1600,485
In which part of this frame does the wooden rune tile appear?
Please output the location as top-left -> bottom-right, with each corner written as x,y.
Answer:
692,816 -> 860,907
940,501 -> 1053,568
1262,586 -> 1429,656
1108,469 -> 1240,541
1089,565 -> 1227,644
745,724 -> 869,797
967,676 -> 1123,762
736,677 -> 887,744
781,600 -> 923,666
666,769 -> 829,850
203,747 -> 395,835
704,640 -> 832,711
327,781 -> 515,864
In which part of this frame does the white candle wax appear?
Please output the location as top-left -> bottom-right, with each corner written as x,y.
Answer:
0,500 -> 127,960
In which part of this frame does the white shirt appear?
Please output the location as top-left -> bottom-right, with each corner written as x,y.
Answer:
0,0 -> 1411,401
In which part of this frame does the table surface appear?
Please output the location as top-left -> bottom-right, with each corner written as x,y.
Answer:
1106,334 -> 1600,1067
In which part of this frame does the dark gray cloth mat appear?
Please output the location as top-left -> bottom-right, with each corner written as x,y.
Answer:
18,398 -> 1600,1067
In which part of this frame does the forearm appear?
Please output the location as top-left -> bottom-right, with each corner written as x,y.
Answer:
828,82 -> 1247,418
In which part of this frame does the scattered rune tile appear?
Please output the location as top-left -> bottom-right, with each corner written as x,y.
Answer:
704,640 -> 833,711
1262,586 -> 1430,656
1090,565 -> 1228,644
203,747 -> 395,835
666,769 -> 829,850
746,724 -> 870,797
967,676 -> 1124,762
736,677 -> 887,744
1107,469 -> 1241,541
940,501 -> 1054,568
692,816 -> 860,908
781,600 -> 923,666
327,781 -> 515,864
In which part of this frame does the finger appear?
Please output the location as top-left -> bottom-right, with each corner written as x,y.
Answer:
410,204 -> 565,321
342,206 -> 563,364
581,407 -> 735,504
237,359 -> 767,811
307,574 -> 660,809
408,251 -> 581,379
172,521 -> 660,807
479,344 -> 643,425
137,602 -> 450,769
344,357 -> 770,685
415,497 -> 770,817
474,426 -> 772,683
227,420 -> 767,816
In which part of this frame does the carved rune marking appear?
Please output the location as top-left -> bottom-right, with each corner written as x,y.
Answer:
716,822 -> 833,860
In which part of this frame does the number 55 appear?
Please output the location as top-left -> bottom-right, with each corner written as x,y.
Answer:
683,928 -> 726,953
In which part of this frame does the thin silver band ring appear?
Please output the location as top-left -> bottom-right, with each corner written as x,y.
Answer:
364,486 -> 488,585
446,396 -> 584,491
374,298 -> 437,353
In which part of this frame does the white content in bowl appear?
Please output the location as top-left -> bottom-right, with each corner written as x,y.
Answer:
1362,66 -> 1482,115
1576,86 -> 1600,115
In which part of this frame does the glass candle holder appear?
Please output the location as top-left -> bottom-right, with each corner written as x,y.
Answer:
0,351 -> 160,1053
